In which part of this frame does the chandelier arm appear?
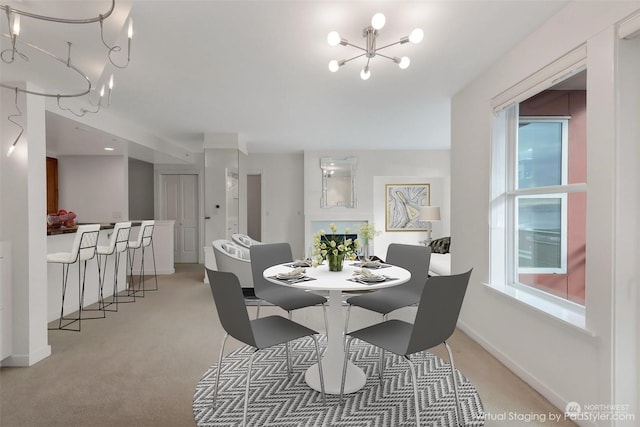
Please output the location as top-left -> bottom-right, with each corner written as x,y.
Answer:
342,53 -> 367,64
0,0 -> 114,25
342,42 -> 367,52
99,16 -> 130,69
375,40 -> 404,51
0,33 -> 92,99
375,52 -> 397,61
56,96 -> 97,118
7,88 -> 24,144
107,45 -> 130,69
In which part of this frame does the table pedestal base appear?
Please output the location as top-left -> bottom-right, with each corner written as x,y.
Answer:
305,360 -> 365,395
304,289 -> 365,395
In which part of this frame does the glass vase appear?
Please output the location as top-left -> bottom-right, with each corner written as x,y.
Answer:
362,242 -> 370,261
327,253 -> 345,271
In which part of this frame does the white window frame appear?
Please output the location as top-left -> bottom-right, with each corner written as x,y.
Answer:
514,117 -> 569,275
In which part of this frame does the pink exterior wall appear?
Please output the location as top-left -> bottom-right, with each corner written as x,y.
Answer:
518,90 -> 587,304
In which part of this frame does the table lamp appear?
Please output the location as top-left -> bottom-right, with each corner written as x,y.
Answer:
419,206 -> 441,245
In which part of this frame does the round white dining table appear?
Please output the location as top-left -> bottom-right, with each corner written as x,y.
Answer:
263,260 -> 411,395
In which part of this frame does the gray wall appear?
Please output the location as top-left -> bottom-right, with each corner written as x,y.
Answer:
128,158 -> 154,220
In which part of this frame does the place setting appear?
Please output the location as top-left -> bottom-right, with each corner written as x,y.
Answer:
349,258 -> 391,269
283,258 -> 314,268
348,268 -> 399,285
268,267 -> 316,284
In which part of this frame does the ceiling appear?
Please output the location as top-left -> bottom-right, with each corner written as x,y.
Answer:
1,0 -> 570,160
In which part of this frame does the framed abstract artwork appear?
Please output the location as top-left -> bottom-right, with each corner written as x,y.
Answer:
385,183 -> 430,231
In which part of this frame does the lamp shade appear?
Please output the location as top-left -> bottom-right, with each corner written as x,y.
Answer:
419,206 -> 441,221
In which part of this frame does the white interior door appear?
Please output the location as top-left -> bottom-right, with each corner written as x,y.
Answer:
162,174 -> 199,263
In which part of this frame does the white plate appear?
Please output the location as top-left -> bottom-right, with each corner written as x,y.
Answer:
359,275 -> 385,282
277,273 -> 304,280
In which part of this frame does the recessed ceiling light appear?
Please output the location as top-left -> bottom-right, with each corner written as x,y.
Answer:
104,147 -> 115,151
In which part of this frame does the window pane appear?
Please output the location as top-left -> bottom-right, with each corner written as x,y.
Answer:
517,197 -> 561,269
517,122 -> 563,188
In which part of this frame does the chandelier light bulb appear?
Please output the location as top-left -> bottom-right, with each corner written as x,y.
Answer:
328,60 -> 340,72
128,18 -> 133,39
13,14 -> 20,36
398,56 -> 410,69
7,144 -> 16,157
327,31 -> 341,46
360,66 -> 371,80
371,13 -> 386,30
100,84 -> 105,98
109,74 -> 114,90
409,28 -> 424,44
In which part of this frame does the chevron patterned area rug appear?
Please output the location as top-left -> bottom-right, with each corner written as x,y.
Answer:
193,336 -> 484,426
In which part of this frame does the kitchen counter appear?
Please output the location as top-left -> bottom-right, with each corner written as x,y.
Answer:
46,222 -> 142,236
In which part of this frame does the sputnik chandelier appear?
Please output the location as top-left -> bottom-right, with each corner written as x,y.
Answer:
0,0 -> 132,156
327,12 -> 423,80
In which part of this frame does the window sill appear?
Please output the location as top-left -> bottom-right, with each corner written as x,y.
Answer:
481,281 -> 596,336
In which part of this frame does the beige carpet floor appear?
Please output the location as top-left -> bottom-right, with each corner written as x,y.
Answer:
0,264 -> 575,427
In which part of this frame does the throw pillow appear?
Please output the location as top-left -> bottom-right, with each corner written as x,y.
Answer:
430,236 -> 450,254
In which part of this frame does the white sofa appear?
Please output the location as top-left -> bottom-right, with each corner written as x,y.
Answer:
212,239 -> 253,288
427,237 -> 451,276
428,253 -> 451,276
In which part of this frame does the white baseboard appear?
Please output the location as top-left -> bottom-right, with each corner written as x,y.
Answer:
1,344 -> 51,367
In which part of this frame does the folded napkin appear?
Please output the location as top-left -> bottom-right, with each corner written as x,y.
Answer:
353,268 -> 384,281
291,259 -> 312,267
277,267 -> 306,279
360,259 -> 382,268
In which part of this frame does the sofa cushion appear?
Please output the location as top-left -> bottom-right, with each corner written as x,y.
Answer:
430,237 -> 450,254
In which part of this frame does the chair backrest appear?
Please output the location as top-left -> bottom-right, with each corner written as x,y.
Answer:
249,242 -> 293,297
385,243 -> 431,290
406,269 -> 472,355
106,222 -> 132,254
71,224 -> 101,262
205,268 -> 256,347
131,220 -> 154,248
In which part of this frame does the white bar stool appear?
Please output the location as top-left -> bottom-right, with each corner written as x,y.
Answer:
97,222 -> 133,311
128,220 -> 158,297
47,224 -> 101,331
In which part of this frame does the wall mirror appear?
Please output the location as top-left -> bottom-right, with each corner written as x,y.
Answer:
320,157 -> 357,208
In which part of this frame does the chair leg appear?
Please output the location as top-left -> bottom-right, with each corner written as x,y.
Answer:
255,300 -> 261,319
149,241 -> 158,291
50,263 -> 71,331
212,333 -> 229,408
284,341 -> 292,378
339,336 -> 355,406
242,350 -> 257,427
403,355 -> 421,427
310,335 -> 326,405
80,258 -> 106,319
343,305 -> 352,346
378,348 -> 385,386
138,246 -> 146,297
444,341 -> 463,427
322,303 -> 328,339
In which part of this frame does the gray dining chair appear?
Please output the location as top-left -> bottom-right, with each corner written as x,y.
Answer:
250,242 -> 328,333
340,269 -> 473,427
344,243 -> 431,334
206,269 -> 326,426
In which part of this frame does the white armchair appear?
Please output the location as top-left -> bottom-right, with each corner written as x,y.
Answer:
212,239 -> 254,288
231,233 -> 261,248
